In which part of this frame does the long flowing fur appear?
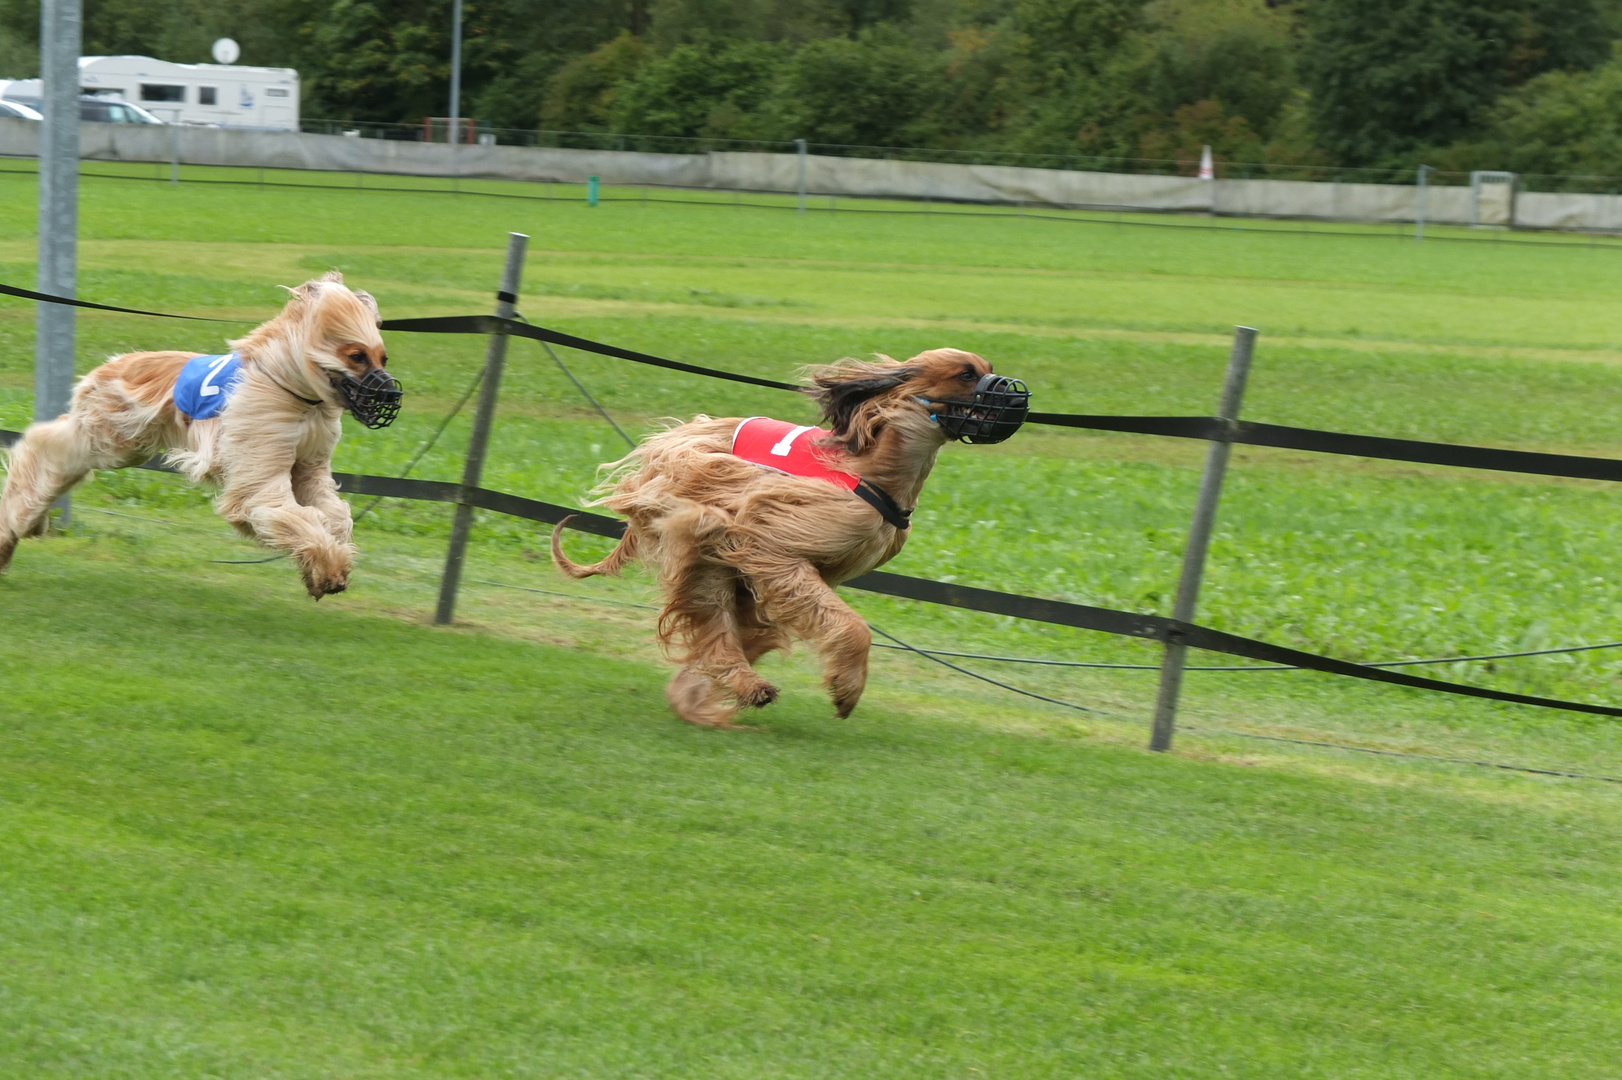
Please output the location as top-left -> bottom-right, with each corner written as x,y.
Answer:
0,271 -> 389,598
553,347 -> 998,727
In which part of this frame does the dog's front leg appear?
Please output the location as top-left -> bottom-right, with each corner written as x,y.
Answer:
744,560 -> 871,719
218,448 -> 354,599
291,457 -> 354,550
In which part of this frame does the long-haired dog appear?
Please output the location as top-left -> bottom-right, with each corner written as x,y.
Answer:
552,347 -> 1028,727
0,271 -> 401,598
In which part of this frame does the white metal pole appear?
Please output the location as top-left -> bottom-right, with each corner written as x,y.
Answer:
448,0 -> 463,144
1149,326 -> 1258,752
36,0 -> 81,528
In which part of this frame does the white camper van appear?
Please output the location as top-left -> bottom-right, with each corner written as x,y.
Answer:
64,56 -> 299,130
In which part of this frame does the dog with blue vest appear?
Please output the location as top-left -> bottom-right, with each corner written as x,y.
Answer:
552,347 -> 1028,727
0,271 -> 401,598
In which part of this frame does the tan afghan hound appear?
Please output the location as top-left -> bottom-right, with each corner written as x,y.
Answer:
0,271 -> 400,598
552,347 -> 1028,728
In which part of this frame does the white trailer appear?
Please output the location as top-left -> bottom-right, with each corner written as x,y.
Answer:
72,55 -> 299,130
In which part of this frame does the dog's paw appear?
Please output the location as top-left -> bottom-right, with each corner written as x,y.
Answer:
738,681 -> 780,709
0,534 -> 15,573
302,567 -> 350,600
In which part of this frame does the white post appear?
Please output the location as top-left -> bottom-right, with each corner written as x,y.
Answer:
1150,326 -> 1258,752
36,0 -> 81,528
448,0 -> 463,144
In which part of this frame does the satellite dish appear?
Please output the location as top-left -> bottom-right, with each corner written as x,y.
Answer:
211,38 -> 240,64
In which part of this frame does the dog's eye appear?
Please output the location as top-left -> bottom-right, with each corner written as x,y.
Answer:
378,354 -> 388,367
957,371 -> 977,382
348,351 -> 367,365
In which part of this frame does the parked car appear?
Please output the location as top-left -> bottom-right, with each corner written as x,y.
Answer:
0,99 -> 43,120
0,94 -> 166,124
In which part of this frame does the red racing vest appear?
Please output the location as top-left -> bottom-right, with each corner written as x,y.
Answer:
731,417 -> 859,490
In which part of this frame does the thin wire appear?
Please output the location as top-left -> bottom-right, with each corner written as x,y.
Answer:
81,506 -> 189,527
374,571 -> 1622,784
1180,725 -> 1622,784
868,637 -> 1622,671
467,578 -> 658,609
538,339 -> 637,448
867,623 -> 1102,714
209,362 -> 488,564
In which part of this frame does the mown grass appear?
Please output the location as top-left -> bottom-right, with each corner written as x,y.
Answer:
3,165 -> 1622,1076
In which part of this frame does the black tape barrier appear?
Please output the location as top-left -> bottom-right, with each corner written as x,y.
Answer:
382,313 -> 1622,484
7,426 -> 1617,720
1029,413 -> 1622,483
380,315 -> 803,392
0,281 -> 243,322
8,279 -> 1622,485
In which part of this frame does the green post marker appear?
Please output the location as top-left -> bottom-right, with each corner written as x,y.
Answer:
588,175 -> 599,206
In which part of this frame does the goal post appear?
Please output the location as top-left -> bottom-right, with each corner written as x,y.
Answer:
423,117 -> 476,145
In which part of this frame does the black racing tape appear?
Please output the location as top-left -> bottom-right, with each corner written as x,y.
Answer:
0,281 -> 245,322
7,426 -> 1618,720
380,314 -> 804,392
1028,412 -> 1622,483
496,290 -> 517,305
5,277 -> 1620,486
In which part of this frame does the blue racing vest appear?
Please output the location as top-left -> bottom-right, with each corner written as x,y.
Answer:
172,352 -> 244,421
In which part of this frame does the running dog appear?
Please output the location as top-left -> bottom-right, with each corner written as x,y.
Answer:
0,271 -> 401,598
552,347 -> 1028,727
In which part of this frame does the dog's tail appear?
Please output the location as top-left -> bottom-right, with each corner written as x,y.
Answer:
551,515 -> 638,579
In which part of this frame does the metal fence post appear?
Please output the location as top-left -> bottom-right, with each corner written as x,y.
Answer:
1149,326 -> 1258,752
796,138 -> 807,214
1416,164 -> 1432,242
36,0 -> 81,529
434,231 -> 528,625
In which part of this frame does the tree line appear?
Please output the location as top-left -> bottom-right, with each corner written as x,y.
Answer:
4,0 -> 1622,177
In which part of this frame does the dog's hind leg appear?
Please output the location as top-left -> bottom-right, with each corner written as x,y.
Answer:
743,560 -> 871,719
0,416 -> 104,571
665,664 -> 742,728
657,563 -> 779,726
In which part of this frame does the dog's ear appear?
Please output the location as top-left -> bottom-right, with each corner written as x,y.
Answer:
352,288 -> 382,326
807,359 -> 917,455
285,270 -> 346,304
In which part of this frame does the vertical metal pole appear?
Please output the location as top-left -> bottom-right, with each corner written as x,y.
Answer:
37,0 -> 81,529
435,232 -> 527,625
795,137 -> 807,214
1149,326 -> 1258,752
1416,164 -> 1430,242
170,119 -> 180,184
448,0 -> 463,144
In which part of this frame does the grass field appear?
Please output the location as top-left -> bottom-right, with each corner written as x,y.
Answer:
3,166 -> 1622,1077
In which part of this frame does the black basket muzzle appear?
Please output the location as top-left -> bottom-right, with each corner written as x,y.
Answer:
331,368 -> 403,430
924,374 -> 1030,444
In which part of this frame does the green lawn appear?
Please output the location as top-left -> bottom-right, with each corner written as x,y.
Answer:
2,166 -> 1622,1077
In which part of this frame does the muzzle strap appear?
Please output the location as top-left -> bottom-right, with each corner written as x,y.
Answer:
854,478 -> 912,531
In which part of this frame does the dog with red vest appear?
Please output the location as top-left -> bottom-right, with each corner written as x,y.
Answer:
552,347 -> 1028,728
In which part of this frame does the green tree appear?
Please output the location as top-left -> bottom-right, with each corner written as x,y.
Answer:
1462,48 -> 1622,177
1303,0 -> 1608,167
762,26 -> 945,145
